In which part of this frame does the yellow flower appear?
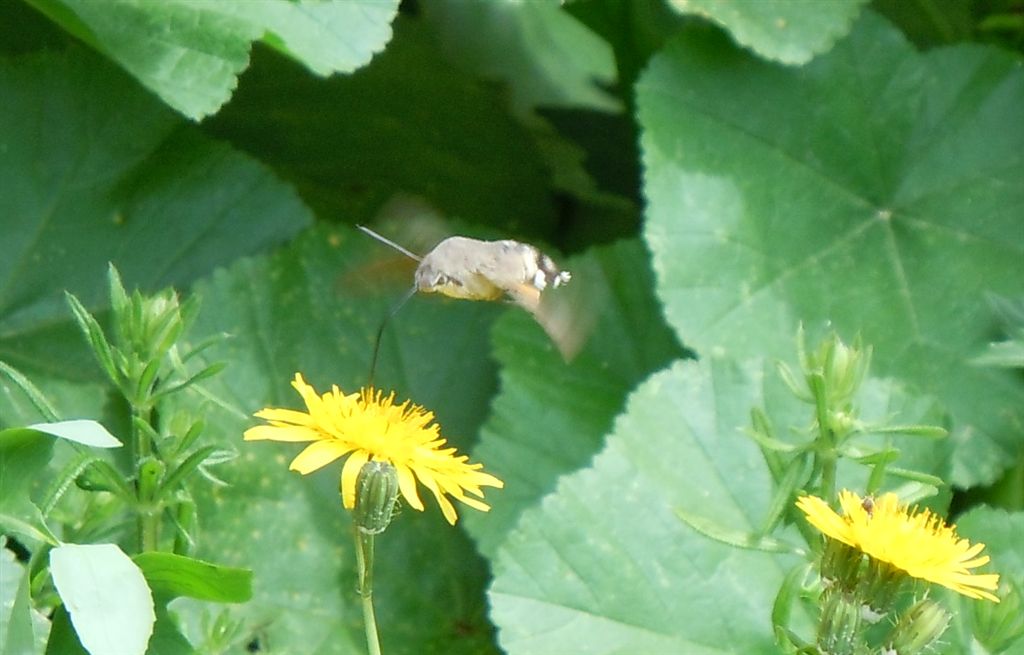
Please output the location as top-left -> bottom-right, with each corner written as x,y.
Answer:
244,373 -> 503,525
797,490 -> 1000,602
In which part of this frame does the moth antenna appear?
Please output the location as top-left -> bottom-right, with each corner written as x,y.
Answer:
368,286 -> 418,386
357,225 -> 423,262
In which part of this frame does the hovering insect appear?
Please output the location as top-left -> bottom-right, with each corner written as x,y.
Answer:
357,225 -> 583,366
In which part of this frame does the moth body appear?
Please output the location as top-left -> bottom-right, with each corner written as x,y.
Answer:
415,236 -> 570,312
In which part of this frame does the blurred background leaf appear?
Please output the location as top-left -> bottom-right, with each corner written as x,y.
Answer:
203,16 -> 558,238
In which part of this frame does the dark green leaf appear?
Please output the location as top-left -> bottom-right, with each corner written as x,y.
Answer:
43,605 -> 89,655
0,50 -> 311,383
204,16 -> 556,235
159,446 -> 218,497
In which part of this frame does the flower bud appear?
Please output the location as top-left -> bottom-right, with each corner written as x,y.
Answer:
353,461 -> 399,535
886,599 -> 951,655
973,580 -> 1022,653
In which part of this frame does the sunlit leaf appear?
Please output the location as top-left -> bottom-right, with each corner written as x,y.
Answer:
489,357 -> 804,654
25,0 -> 399,119
50,543 -> 155,655
666,0 -> 869,64
27,420 -> 120,449
639,12 -> 1024,486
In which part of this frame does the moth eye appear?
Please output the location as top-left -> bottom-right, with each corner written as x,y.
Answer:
433,273 -> 460,287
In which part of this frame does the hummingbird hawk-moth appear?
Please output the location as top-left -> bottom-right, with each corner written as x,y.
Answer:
357,225 -> 581,359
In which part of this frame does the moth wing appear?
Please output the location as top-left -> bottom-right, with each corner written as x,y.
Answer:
539,285 -> 593,361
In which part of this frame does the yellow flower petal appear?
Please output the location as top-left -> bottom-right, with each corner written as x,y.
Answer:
252,407 -> 318,427
797,490 -> 1001,602
340,449 -> 371,509
394,463 -> 424,512
243,424 -> 320,442
289,440 -> 352,474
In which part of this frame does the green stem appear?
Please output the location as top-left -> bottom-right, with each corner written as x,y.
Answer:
134,405 -> 158,552
355,528 -> 382,655
809,375 -> 838,502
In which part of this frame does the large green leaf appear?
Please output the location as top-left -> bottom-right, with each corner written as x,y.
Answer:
666,0 -> 869,64
489,357 -> 798,654
0,51 -> 311,385
25,0 -> 399,120
168,225 -> 505,654
203,15 -> 556,236
464,238 -> 685,556
639,12 -> 1024,487
486,341 -> 957,652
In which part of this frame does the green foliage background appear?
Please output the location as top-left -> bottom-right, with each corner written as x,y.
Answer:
1,1 -> 1022,654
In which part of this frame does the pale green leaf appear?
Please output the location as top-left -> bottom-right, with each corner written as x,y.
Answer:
27,420 -> 120,449
50,544 -> 155,655
26,0 -> 399,120
666,0 -> 869,64
423,0 -> 618,115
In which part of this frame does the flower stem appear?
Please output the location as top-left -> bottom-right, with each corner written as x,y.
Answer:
355,528 -> 382,655
134,405 -> 159,552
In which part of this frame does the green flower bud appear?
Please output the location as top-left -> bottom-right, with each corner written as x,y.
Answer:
886,599 -> 951,655
973,580 -> 1023,653
818,591 -> 863,655
353,461 -> 400,535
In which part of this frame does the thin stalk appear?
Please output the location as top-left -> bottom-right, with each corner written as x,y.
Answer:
134,405 -> 158,552
810,375 -> 838,502
355,528 -> 382,655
